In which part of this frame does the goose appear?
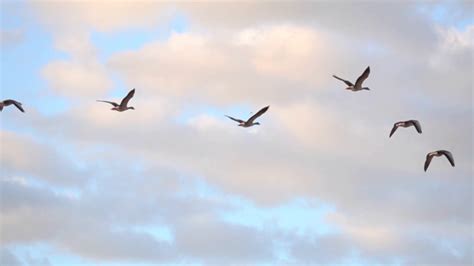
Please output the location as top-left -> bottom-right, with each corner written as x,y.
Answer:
389,120 -> 422,138
226,106 -> 269,127
97,89 -> 135,112
424,150 -> 455,172
333,66 -> 371,91
0,99 -> 24,112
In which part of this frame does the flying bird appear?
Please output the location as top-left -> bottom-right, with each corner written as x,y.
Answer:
389,120 -> 422,138
424,150 -> 455,172
226,106 -> 269,127
97,89 -> 136,112
0,99 -> 24,113
333,66 -> 371,91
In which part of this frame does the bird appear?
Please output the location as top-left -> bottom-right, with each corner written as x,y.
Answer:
389,120 -> 422,138
226,106 -> 269,127
0,99 -> 24,113
97,89 -> 136,112
333,66 -> 371,91
424,150 -> 455,172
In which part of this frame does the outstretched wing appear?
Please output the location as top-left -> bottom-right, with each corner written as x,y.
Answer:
424,153 -> 434,172
389,123 -> 399,138
409,120 -> 422,134
97,100 -> 119,107
225,115 -> 245,124
355,66 -> 370,88
247,106 -> 269,123
3,99 -> 24,112
440,150 -> 455,167
120,89 -> 135,108
332,75 -> 353,86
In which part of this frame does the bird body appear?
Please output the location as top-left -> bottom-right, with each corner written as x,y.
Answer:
97,89 -> 136,112
424,150 -> 455,171
389,120 -> 422,137
333,66 -> 371,91
0,99 -> 24,112
226,106 -> 269,128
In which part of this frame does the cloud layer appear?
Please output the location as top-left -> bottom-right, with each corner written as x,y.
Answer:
1,1 -> 472,265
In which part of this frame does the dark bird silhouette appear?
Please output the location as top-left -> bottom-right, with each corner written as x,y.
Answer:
389,120 -> 422,138
97,89 -> 136,112
226,106 -> 269,127
424,150 -> 455,172
333,66 -> 371,91
0,99 -> 24,113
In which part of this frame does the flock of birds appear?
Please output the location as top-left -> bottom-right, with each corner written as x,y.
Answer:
1,66 -> 455,172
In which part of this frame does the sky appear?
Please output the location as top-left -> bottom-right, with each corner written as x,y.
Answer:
0,1 -> 473,265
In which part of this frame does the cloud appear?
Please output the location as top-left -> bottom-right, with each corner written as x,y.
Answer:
6,16 -> 472,263
0,29 -> 24,47
108,25 -> 352,106
173,214 -> 274,263
0,165 -> 279,264
42,61 -> 112,98
289,234 -> 354,264
2,1 -> 473,264
0,248 -> 22,266
41,34 -> 112,98
0,131 -> 88,187
30,2 -> 169,33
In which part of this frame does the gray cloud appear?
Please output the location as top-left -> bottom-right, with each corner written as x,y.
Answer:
174,214 -> 274,264
0,131 -> 89,187
0,165 -> 279,263
0,248 -> 22,266
0,29 -> 24,48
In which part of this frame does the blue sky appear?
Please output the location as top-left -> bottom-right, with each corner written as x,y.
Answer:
1,1 -> 472,265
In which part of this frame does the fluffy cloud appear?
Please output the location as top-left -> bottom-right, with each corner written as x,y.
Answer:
30,1 -> 169,33
0,131 -> 88,187
41,34 -> 112,98
108,25 -> 360,106
41,61 -> 111,98
0,162 -> 279,264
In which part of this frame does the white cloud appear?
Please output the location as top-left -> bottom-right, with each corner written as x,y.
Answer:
31,2 -> 169,33
108,26 -> 351,106
0,131 -> 87,187
41,34 -> 112,98
42,61 -> 112,98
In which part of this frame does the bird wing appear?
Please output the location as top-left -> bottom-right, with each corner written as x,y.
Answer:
3,99 -> 24,112
247,106 -> 269,123
332,75 -> 353,86
225,115 -> 245,124
355,66 -> 370,88
389,123 -> 399,138
440,150 -> 455,167
410,120 -> 422,134
424,153 -> 434,172
120,89 -> 135,108
97,100 -> 119,107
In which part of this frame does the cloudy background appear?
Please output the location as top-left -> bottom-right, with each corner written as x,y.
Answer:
1,1 -> 473,265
